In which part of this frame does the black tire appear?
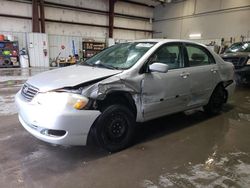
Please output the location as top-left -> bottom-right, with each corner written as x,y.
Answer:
92,104 -> 136,152
204,85 -> 226,115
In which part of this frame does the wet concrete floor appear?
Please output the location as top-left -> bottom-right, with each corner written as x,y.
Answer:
0,68 -> 250,188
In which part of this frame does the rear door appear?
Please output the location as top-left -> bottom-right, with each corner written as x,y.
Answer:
183,43 -> 219,107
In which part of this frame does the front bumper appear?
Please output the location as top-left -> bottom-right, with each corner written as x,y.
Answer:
15,91 -> 101,146
235,66 -> 250,84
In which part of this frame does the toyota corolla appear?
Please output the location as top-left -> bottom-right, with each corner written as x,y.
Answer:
15,39 -> 235,152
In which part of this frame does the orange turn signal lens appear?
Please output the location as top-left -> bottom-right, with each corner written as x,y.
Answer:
73,99 -> 88,110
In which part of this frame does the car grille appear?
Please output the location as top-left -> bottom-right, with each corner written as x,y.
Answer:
21,83 -> 39,101
222,57 -> 247,69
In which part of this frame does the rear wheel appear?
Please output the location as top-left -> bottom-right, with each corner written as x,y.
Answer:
204,85 -> 226,115
92,104 -> 136,152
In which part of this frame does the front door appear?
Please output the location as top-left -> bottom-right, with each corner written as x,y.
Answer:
141,43 -> 191,121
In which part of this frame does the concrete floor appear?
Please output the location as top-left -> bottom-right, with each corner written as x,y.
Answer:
0,68 -> 250,188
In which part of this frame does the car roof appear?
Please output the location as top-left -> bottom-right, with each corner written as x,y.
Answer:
131,38 -> 206,47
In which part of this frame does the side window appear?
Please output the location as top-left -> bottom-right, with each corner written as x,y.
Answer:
186,45 -> 215,67
150,44 -> 182,70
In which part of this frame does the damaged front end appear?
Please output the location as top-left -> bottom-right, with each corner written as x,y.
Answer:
58,74 -> 144,122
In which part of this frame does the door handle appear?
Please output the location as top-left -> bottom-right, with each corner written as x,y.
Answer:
210,68 -> 218,73
180,72 -> 190,78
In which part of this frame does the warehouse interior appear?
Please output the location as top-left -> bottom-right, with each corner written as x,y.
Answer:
0,0 -> 250,187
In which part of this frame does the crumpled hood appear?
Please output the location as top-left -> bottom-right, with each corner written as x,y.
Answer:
27,65 -> 122,92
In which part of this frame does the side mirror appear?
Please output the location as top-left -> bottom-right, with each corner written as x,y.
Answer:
149,63 -> 168,73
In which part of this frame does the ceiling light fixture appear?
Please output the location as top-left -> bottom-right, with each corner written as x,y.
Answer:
189,33 -> 201,39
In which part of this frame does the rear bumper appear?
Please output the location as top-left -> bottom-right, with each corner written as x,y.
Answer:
15,91 -> 101,146
225,80 -> 236,101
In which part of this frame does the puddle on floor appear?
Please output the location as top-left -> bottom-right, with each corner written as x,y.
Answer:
142,152 -> 250,188
0,68 -> 53,116
238,113 -> 250,122
0,76 -> 30,82
0,95 -> 17,115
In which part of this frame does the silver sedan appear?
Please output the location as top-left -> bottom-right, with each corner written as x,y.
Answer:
15,39 -> 235,152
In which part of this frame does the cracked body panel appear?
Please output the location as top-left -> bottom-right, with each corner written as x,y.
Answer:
82,74 -> 145,122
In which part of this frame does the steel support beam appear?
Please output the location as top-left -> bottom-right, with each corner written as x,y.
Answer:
40,0 -> 45,33
109,0 -> 116,38
32,0 -> 40,32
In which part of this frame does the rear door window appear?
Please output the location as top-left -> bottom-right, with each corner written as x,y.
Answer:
185,44 -> 215,67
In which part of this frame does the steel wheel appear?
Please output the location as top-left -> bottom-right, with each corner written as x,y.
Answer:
204,85 -> 226,115
93,104 -> 136,152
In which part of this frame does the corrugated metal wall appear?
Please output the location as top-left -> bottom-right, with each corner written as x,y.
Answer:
1,0 -> 153,40
48,35 -> 82,60
0,31 -> 97,61
27,33 -> 49,67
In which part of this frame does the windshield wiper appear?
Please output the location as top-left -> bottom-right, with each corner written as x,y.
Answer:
94,63 -> 118,70
81,61 -> 118,70
81,62 -> 93,66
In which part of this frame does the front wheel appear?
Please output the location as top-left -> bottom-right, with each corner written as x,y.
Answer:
204,85 -> 227,115
93,104 -> 136,152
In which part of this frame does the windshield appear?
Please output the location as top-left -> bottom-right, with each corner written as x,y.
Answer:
81,42 -> 156,70
225,42 -> 250,53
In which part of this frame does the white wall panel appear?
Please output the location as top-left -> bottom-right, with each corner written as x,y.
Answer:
114,30 -> 152,40
154,0 -> 195,20
0,17 -> 31,33
195,0 -> 221,13
27,33 -> 49,67
115,1 -> 153,18
0,0 -> 153,41
45,0 -> 108,11
154,0 -> 250,20
0,1 -> 31,33
221,0 -> 250,9
154,3 -> 182,20
114,17 -> 152,30
196,0 -> 250,13
153,0 -> 250,40
45,7 -> 108,26
153,19 -> 182,39
182,0 -> 196,16
0,1 -> 31,17
190,38 -> 222,45
45,22 -> 107,38
114,1 -> 153,40
154,9 -> 250,39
